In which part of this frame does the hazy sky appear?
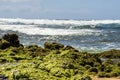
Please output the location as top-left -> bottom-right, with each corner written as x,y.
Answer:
0,0 -> 120,20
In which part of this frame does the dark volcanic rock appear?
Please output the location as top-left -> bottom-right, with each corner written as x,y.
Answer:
44,42 -> 64,50
3,33 -> 18,41
0,40 -> 10,49
2,33 -> 20,47
99,49 -> 120,58
0,33 -> 20,49
25,45 -> 46,57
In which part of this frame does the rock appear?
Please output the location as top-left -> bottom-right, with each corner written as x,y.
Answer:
0,74 -> 8,80
44,42 -> 64,50
63,45 -> 79,52
25,45 -> 46,57
1,33 -> 20,48
3,33 -> 18,42
0,40 -> 10,49
99,49 -> 120,58
25,45 -> 39,51
81,75 -> 92,80
0,33 -> 21,49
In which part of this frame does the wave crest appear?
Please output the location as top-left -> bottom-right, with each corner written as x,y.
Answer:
1,18 -> 120,26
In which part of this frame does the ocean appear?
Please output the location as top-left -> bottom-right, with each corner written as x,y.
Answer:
0,18 -> 120,52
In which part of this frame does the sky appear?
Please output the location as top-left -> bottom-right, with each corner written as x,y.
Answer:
0,0 -> 120,20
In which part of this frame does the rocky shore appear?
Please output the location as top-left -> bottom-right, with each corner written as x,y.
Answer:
0,33 -> 120,80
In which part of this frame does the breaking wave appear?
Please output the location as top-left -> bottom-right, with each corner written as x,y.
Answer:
0,18 -> 120,52
0,25 -> 102,35
0,18 -> 119,35
1,18 -> 120,25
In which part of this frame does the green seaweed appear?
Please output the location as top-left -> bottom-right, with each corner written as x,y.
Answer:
0,33 -> 120,79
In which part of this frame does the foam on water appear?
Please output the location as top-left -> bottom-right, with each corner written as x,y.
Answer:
1,18 -> 120,26
0,25 -> 102,35
0,18 -> 119,52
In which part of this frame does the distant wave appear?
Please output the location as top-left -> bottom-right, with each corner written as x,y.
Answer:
1,18 -> 120,26
70,24 -> 120,29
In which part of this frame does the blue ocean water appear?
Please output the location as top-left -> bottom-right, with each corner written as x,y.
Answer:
0,18 -> 120,52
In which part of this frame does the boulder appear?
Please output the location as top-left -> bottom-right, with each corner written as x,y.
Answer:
25,45 -> 46,57
0,40 -> 10,49
99,49 -> 120,58
44,42 -> 64,50
2,33 -> 20,47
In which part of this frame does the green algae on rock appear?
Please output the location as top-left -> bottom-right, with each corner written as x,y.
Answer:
0,33 -> 120,79
99,49 -> 120,59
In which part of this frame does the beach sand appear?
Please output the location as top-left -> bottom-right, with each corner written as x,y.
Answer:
93,76 -> 120,80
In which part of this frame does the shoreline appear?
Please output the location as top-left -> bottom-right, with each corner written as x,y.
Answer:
0,33 -> 120,80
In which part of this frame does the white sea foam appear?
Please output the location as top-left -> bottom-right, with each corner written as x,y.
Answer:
0,18 -> 116,35
0,18 -> 120,26
0,25 -> 102,35
0,18 -> 119,52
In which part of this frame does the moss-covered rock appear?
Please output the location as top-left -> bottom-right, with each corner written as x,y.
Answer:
80,75 -> 92,80
98,72 -> 106,78
88,67 -> 98,73
0,33 -> 120,79
102,59 -> 114,66
25,45 -> 47,58
44,42 -> 64,50
0,33 -> 21,49
100,49 -> 120,59
0,39 -> 10,49
2,33 -> 20,47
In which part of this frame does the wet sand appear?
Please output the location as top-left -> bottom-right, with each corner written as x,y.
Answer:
93,76 -> 120,80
